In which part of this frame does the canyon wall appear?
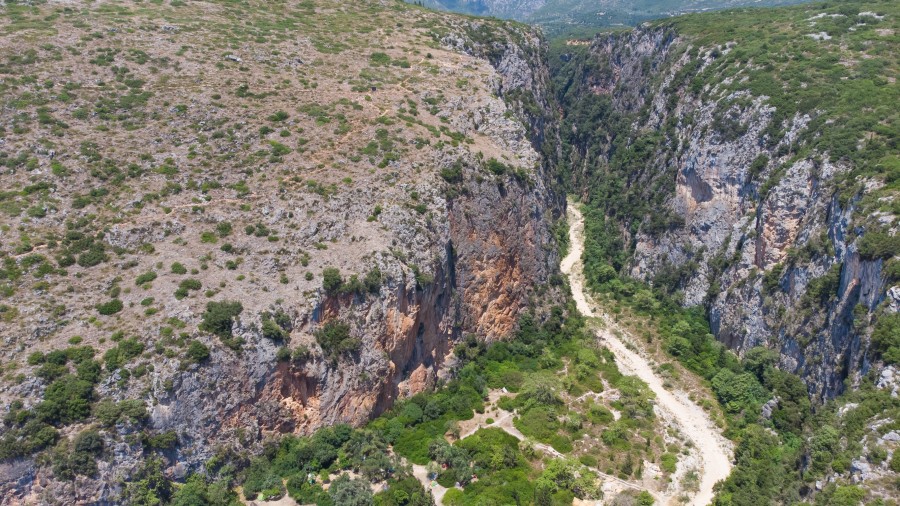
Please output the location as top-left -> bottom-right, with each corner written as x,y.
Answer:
556,20 -> 897,398
0,3 -> 562,502
120,21 -> 563,502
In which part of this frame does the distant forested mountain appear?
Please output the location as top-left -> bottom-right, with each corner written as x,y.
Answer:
413,0 -> 815,35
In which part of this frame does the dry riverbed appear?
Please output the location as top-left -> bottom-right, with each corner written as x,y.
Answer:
562,200 -> 734,506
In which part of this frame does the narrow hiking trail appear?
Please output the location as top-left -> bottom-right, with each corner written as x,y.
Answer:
561,201 -> 734,506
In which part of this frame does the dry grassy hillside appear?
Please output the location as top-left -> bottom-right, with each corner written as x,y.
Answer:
0,1 -> 562,501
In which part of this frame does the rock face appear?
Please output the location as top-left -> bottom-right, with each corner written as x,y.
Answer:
157,28 -> 562,467
557,21 -> 896,399
0,2 -> 562,502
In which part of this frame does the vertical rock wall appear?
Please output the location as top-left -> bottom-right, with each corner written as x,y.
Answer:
559,25 -> 894,399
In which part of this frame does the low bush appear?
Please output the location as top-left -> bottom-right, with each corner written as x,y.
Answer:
175,278 -> 202,299
96,299 -> 123,315
660,452 -> 677,473
135,271 -> 157,285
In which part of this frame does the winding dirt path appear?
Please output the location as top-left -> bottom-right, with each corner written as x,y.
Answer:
561,200 -> 733,506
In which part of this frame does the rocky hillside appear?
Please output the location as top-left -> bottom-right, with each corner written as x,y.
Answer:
553,0 -> 898,399
0,0 -> 563,502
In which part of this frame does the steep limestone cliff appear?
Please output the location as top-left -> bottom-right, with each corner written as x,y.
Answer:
0,2 -> 562,502
554,2 -> 898,398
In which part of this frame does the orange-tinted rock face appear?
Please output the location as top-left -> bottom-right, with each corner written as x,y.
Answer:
257,169 -> 562,434
0,2 -> 569,502
754,160 -> 815,269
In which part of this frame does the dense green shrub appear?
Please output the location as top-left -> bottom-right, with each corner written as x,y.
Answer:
257,310 -> 292,343
52,429 -> 104,479
322,267 -> 343,294
121,457 -> 173,505
748,154 -> 769,178
369,52 -> 391,65
95,399 -> 148,427
440,160 -> 464,184
314,320 -> 360,362
96,299 -> 123,315
175,278 -> 202,299
243,462 -> 286,500
36,376 -> 94,425
363,267 -> 382,293
485,158 -> 508,176
200,301 -> 243,339
371,475 -> 430,506
170,474 -> 241,506
104,337 -> 145,371
872,313 -> 900,364
76,359 -> 102,384
858,231 -> 900,260
144,431 -> 178,451
804,263 -> 842,306
261,317 -> 288,341
36,361 -> 68,382
275,347 -> 292,362
77,245 -> 107,268
186,340 -> 211,363
660,452 -> 677,473
287,479 -> 332,505
135,271 -> 157,285
268,110 -> 289,122
0,416 -> 59,460
411,265 -> 433,289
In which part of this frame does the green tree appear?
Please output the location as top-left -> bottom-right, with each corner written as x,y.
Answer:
872,313 -> 900,364
328,475 -> 372,506
200,301 -> 243,339
171,475 -> 211,506
315,320 -> 360,362
322,267 -> 343,294
186,340 -> 210,363
122,457 -> 173,505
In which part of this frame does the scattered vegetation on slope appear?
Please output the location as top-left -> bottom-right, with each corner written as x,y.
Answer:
235,305 -> 683,504
578,206 -> 900,504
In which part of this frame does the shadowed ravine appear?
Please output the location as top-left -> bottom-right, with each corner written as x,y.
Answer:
561,199 -> 734,506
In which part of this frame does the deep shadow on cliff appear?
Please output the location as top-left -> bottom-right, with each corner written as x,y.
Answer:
551,3 -> 898,400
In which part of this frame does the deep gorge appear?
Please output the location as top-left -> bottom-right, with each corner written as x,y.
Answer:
0,1 -> 896,504
548,20 -> 896,401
